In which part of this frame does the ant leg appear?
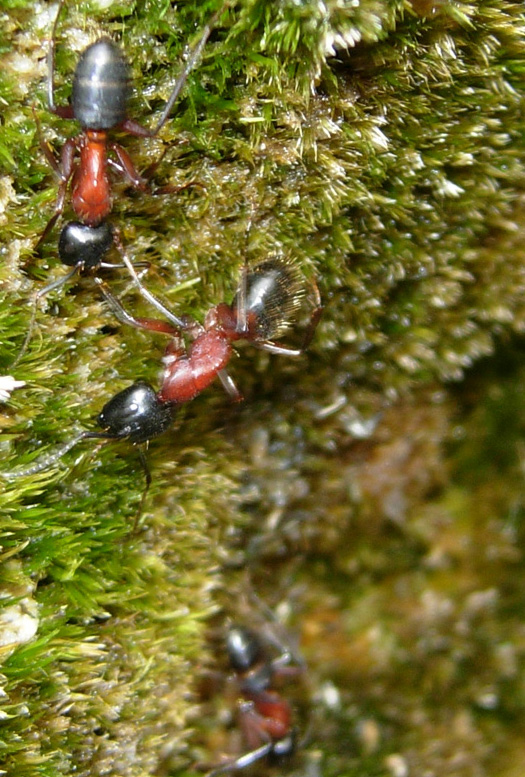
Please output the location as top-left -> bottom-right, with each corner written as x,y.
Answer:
253,341 -> 303,357
108,146 -> 149,191
44,0 -> 75,119
111,230 -> 192,331
217,369 -> 243,402
46,0 -> 65,113
152,179 -> 207,197
132,447 -> 151,532
110,147 -> 206,198
33,106 -> 62,177
137,140 -> 173,180
99,260 -> 150,270
93,277 -> 181,336
11,265 -> 80,368
233,207 -> 258,336
120,4 -> 226,140
235,265 -> 248,335
35,137 -> 77,250
204,743 -> 273,777
150,7 -> 220,135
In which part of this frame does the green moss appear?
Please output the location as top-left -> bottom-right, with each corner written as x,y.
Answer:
1,0 -> 525,775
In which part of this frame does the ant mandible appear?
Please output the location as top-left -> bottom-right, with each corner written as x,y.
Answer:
204,625 -> 303,775
37,0 -> 220,246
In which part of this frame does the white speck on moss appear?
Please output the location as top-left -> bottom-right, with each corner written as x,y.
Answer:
0,376 -> 26,403
0,598 -> 39,649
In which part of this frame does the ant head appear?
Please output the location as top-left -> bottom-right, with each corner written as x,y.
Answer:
97,381 -> 174,444
72,38 -> 131,130
59,221 -> 114,270
226,626 -> 263,672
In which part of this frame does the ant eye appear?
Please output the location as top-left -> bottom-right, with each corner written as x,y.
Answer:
97,381 -> 174,444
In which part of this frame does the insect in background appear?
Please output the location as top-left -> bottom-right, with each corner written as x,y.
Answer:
3,255 -> 321,517
202,625 -> 304,776
37,0 -> 221,246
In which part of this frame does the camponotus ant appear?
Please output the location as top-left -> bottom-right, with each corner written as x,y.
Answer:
202,625 -> 303,775
3,256 -> 321,514
11,0 -> 224,365
36,0 -> 222,244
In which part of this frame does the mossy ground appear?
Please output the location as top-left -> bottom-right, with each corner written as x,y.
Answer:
0,1 -> 525,776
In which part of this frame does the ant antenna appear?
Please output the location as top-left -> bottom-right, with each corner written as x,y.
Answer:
1,428 -> 105,480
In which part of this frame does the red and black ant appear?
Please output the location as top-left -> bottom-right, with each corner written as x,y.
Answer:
11,1 -> 223,364
203,625 -> 303,775
4,257 -> 321,512
94,251 -> 322,406
37,0 -> 221,245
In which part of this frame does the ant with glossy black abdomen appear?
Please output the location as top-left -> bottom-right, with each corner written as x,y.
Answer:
94,249 -> 322,407
3,254 -> 321,516
10,0 -> 224,365
201,625 -> 304,776
36,0 -> 223,246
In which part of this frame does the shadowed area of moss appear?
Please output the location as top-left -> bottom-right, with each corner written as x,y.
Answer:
0,0 -> 525,775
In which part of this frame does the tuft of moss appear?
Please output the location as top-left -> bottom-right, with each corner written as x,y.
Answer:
1,1 -> 525,776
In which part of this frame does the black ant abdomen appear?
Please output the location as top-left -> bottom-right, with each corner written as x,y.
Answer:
58,221 -> 114,269
72,38 -> 131,130
233,260 -> 305,340
97,381 -> 175,444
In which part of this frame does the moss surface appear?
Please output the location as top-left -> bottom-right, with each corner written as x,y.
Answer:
1,0 -> 525,775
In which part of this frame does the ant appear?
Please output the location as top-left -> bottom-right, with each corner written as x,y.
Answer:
36,0 -> 221,245
94,252 -> 321,406
203,625 -> 303,775
3,256 -> 321,515
11,0 -> 223,365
